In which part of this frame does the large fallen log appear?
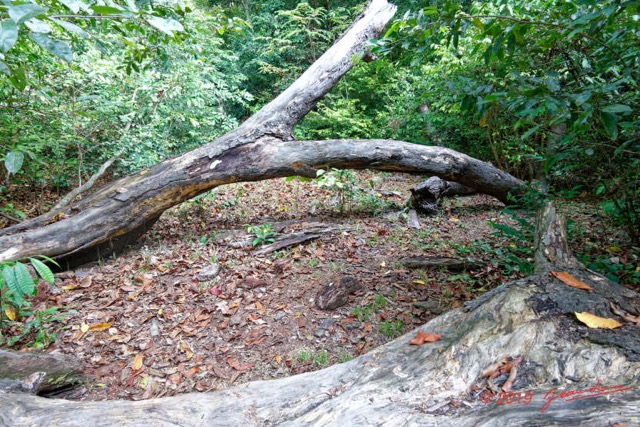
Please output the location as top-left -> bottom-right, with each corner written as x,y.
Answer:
1,201 -> 638,426
0,0 -> 523,268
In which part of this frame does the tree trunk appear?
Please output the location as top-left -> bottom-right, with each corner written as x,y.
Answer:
410,176 -> 477,214
1,202 -> 638,426
0,0 -> 523,268
0,2 -> 637,424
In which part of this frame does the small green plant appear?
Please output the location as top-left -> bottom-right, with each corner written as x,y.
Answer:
338,351 -> 353,363
295,350 -> 312,363
198,231 -> 219,244
315,168 -> 358,213
313,349 -> 329,366
379,320 -> 404,337
0,257 -> 70,348
351,293 -> 387,321
247,224 -> 276,247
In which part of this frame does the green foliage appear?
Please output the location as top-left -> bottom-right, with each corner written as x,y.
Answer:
0,0 -> 189,84
580,247 -> 640,288
315,168 -> 359,213
1,7 -> 251,194
374,0 -> 639,243
379,320 -> 404,338
351,293 -> 387,322
452,213 -> 535,276
247,223 -> 276,247
0,256 -> 70,349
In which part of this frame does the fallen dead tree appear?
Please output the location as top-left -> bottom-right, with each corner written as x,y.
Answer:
0,0 -> 523,268
1,1 -> 637,425
1,201 -> 638,426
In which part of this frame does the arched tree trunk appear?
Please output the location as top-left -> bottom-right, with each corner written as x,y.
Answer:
0,0 -> 523,268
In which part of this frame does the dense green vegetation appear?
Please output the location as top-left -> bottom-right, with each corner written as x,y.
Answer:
1,1 -> 638,250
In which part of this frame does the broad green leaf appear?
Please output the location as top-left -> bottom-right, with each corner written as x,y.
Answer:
422,6 -> 437,16
29,33 -> 73,62
4,151 -> 24,174
50,18 -> 89,38
24,18 -> 52,33
601,111 -> 618,139
601,104 -> 632,114
7,65 -> 26,91
2,263 -> 35,305
59,0 -> 90,14
8,4 -> 48,25
471,17 -> 484,30
575,91 -> 592,106
0,20 -> 18,53
14,262 -> 35,296
90,5 -> 131,16
29,258 -> 54,284
146,16 -> 184,36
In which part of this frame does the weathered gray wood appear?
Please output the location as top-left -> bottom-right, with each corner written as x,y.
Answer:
411,176 -> 477,214
0,0 -> 524,268
0,349 -> 85,394
254,224 -> 347,256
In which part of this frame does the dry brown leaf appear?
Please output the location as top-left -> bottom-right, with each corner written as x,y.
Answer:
88,322 -> 112,332
226,357 -> 253,372
409,331 -> 442,346
481,356 -> 509,379
502,365 -> 518,392
609,301 -> 640,324
275,354 -> 283,364
132,353 -> 144,371
183,366 -> 199,378
550,271 -> 592,291
79,275 -> 93,288
575,312 -> 622,329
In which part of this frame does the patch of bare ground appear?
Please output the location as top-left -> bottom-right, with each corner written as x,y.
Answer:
5,171 -> 635,401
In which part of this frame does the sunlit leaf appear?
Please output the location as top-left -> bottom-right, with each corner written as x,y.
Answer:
29,258 -> 55,284
90,5 -> 131,16
50,18 -> 89,38
8,4 -> 48,25
4,305 -> 17,321
409,330 -> 441,345
4,151 -> 24,175
0,20 -> 18,53
80,322 -> 89,333
575,312 -> 622,329
59,0 -> 91,14
146,16 -> 184,36
24,18 -> 51,33
29,33 -> 73,62
88,322 -> 112,332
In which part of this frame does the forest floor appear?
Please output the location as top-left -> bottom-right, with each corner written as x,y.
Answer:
2,171 -> 637,401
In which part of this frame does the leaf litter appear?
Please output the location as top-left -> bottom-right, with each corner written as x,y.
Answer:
11,172 -> 541,400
